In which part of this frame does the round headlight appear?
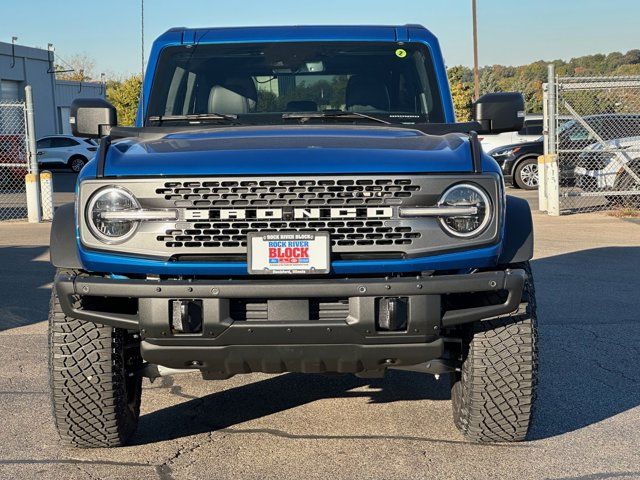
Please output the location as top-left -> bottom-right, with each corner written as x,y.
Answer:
438,184 -> 492,237
86,187 -> 140,243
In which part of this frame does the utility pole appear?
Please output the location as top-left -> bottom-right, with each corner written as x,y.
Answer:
472,0 -> 480,100
141,0 -> 145,116
141,0 -> 145,78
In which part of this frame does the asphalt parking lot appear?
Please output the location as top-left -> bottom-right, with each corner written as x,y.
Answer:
0,182 -> 638,479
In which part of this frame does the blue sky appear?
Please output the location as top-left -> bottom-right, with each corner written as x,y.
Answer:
2,0 -> 639,77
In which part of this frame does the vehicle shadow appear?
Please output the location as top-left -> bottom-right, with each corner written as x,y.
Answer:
0,246 -> 54,331
135,370 -> 453,445
134,246 -> 640,445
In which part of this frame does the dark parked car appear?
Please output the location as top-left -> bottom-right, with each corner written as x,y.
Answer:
489,140 -> 542,190
489,114 -> 640,189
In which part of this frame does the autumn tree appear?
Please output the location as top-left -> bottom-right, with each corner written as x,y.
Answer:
447,66 -> 473,121
445,49 -> 640,116
479,68 -> 500,96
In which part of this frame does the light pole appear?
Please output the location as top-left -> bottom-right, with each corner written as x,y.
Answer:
141,0 -> 145,115
472,0 -> 480,100
141,0 -> 145,79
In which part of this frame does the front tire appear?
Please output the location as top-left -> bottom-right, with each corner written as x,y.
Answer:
48,286 -> 142,447
513,158 -> 539,190
451,262 -> 538,442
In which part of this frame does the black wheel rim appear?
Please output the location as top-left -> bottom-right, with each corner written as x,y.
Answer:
71,158 -> 84,172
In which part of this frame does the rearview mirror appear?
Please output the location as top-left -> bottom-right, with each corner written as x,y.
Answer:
473,92 -> 525,134
70,98 -> 117,138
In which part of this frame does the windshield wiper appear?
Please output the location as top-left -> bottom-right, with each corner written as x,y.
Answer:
148,113 -> 239,125
282,111 -> 390,125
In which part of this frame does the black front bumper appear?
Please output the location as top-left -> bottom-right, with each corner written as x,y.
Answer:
55,270 -> 525,375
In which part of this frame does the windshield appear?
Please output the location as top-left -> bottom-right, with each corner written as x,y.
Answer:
558,119 -> 575,133
146,41 -> 444,125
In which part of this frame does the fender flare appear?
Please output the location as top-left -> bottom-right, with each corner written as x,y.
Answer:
498,195 -> 534,264
50,203 -> 83,269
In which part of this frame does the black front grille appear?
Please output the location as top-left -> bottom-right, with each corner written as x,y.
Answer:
154,176 -> 425,252
158,219 -> 421,249
144,175 -> 442,257
156,178 -> 420,208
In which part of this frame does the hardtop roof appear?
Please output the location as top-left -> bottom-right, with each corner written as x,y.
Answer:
155,24 -> 434,45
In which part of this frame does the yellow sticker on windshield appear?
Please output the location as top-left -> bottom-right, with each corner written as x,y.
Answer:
395,48 -> 407,58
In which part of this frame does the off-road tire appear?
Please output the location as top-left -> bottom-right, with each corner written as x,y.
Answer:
513,157 -> 539,190
48,281 -> 142,447
451,261 -> 538,442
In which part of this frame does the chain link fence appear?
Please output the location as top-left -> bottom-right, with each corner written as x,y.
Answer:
553,76 -> 640,213
0,102 -> 29,221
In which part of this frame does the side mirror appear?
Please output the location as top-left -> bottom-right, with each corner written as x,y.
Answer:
473,92 -> 525,134
70,98 -> 117,138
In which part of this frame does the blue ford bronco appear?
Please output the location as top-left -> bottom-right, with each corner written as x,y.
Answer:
49,25 -> 537,447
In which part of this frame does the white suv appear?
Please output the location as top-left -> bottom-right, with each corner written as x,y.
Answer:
36,135 -> 98,173
574,136 -> 640,193
480,116 -> 543,153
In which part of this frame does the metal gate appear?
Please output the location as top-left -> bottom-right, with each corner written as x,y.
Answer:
0,102 -> 29,221
545,73 -> 640,213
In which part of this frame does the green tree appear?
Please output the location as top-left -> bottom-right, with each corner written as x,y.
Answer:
107,75 -> 142,126
614,63 -> 640,76
479,67 -> 501,95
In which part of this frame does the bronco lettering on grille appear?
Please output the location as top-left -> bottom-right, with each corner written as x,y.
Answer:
184,207 -> 393,221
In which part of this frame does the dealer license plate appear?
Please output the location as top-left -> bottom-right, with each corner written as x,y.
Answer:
247,232 -> 330,274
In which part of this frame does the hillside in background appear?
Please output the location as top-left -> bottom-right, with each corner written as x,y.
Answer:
448,49 -> 640,120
